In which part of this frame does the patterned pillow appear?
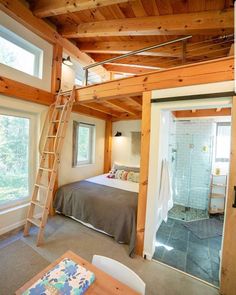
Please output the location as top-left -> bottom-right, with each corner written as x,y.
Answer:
127,171 -> 140,183
115,169 -> 125,180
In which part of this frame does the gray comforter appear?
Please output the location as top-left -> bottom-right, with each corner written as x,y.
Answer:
53,180 -> 138,256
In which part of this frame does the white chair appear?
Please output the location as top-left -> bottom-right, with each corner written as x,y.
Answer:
92,255 -> 145,295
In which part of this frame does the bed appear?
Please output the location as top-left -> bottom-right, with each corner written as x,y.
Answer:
53,174 -> 139,256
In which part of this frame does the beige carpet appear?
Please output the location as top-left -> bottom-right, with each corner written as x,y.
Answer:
21,214 -> 219,295
0,239 -> 49,295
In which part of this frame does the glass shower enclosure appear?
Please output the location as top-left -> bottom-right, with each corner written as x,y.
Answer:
169,133 -> 213,221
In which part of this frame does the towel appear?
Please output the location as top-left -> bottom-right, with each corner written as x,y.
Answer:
158,159 -> 173,222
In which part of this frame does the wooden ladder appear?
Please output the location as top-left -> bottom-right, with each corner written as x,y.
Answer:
23,88 -> 75,246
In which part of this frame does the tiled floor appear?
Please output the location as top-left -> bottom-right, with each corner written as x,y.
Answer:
168,204 -> 209,221
153,217 -> 222,286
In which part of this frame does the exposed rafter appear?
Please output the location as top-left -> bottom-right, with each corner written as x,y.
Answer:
106,99 -> 141,116
79,102 -> 123,117
61,9 -> 233,38
173,108 -> 231,118
33,0 -> 133,18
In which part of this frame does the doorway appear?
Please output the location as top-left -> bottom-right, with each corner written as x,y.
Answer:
144,96 -> 232,287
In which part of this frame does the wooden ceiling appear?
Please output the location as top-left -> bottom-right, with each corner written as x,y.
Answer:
26,0 -> 234,77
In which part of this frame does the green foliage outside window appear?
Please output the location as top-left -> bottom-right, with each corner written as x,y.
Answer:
0,114 -> 29,206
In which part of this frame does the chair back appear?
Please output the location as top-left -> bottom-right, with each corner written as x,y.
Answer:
92,255 -> 145,295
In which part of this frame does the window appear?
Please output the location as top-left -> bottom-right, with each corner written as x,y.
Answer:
215,122 -> 231,162
0,25 -> 43,78
0,113 -> 30,207
73,121 -> 95,166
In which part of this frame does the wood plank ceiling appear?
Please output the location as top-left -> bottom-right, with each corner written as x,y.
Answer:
26,0 -> 234,121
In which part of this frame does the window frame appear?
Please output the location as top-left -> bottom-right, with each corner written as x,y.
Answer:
72,121 -> 95,167
215,122 -> 231,163
0,25 -> 43,78
0,107 -> 37,211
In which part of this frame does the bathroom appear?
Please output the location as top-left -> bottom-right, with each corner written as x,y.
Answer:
153,109 -> 231,286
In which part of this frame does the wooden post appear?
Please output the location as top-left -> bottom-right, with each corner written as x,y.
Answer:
51,43 -> 63,94
104,120 -> 112,173
220,96 -> 236,295
136,91 -> 151,256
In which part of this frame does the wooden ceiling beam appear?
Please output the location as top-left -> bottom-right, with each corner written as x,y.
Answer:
0,0 -> 108,80
106,99 -> 141,116
33,0 -> 133,18
129,96 -> 143,106
79,41 -> 181,57
73,104 -> 113,120
61,9 -> 233,38
79,102 -> 123,117
76,57 -> 234,102
90,53 -> 178,68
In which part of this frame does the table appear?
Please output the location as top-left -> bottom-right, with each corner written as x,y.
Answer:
15,250 -> 140,294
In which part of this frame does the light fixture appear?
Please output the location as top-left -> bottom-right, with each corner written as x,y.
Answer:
115,132 -> 122,137
62,56 -> 73,66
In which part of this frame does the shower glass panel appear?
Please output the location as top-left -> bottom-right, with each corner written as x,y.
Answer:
169,133 -> 213,221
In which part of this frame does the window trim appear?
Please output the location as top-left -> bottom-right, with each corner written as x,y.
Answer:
215,122 -> 231,163
72,121 -> 95,167
0,25 -> 43,78
0,107 -> 37,211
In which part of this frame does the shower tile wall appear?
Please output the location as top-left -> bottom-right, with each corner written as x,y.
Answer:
169,120 -> 215,210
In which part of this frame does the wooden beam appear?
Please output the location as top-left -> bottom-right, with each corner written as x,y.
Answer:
33,0 -> 132,18
0,0 -> 108,80
0,76 -> 54,105
91,53 -> 178,68
136,91 -> 151,256
80,102 -> 123,117
103,120 -> 112,173
220,97 -> 236,295
79,41 -> 181,57
73,104 -> 113,121
61,9 -> 233,38
173,108 -> 231,118
129,96 -> 143,106
106,99 -> 141,116
79,40 -> 233,58
77,57 -> 234,102
51,43 -> 63,94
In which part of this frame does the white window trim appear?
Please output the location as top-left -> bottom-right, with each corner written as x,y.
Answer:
73,121 -> 95,167
215,122 -> 231,163
0,107 -> 38,211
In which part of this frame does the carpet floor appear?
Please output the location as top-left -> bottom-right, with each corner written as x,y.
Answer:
0,239 -> 49,295
0,214 -> 219,295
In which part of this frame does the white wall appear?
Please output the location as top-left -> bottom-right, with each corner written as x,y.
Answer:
144,82 -> 233,260
0,11 -> 52,92
59,113 -> 105,186
112,120 -> 141,167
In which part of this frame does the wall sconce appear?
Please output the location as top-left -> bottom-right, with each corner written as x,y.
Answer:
115,132 -> 122,137
62,56 -> 73,66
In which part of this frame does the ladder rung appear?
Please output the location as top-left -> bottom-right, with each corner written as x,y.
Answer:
47,135 -> 56,138
27,217 -> 41,227
31,200 -> 45,208
35,184 -> 48,190
51,120 -> 60,123
55,104 -> 65,109
43,151 -> 55,155
39,167 -> 53,172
